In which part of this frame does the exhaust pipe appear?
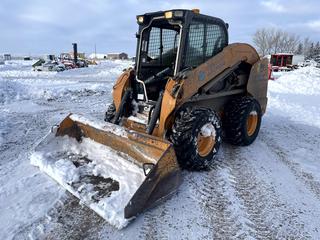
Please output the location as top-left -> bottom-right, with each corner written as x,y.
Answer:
72,43 -> 78,65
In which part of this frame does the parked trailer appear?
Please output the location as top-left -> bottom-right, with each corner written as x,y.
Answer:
270,53 -> 303,72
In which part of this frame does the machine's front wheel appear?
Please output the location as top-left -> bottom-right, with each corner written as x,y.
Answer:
104,102 -> 116,122
170,107 -> 222,171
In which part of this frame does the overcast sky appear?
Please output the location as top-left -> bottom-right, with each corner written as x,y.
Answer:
0,0 -> 319,56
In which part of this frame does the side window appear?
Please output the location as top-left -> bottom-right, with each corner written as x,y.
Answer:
184,21 -> 227,68
144,27 -> 179,64
162,29 -> 179,54
148,27 -> 161,59
184,22 -> 204,67
206,24 -> 226,59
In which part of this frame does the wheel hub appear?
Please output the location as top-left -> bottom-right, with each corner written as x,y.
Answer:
197,123 -> 216,157
247,110 -> 258,136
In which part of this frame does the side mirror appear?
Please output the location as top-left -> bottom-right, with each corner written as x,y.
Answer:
143,163 -> 155,176
226,23 -> 229,29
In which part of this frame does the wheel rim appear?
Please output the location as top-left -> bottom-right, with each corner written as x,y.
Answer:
197,123 -> 216,157
247,110 -> 258,137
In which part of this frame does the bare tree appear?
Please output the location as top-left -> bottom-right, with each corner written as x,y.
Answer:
296,43 -> 303,54
253,28 -> 269,56
281,31 -> 300,53
274,29 -> 282,53
303,37 -> 311,56
303,39 -> 320,59
253,27 -> 300,56
315,41 -> 320,56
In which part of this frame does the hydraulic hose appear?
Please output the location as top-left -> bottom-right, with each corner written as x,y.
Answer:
113,89 -> 131,125
147,91 -> 163,134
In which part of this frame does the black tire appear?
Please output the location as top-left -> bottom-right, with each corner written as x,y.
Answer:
170,107 -> 222,171
223,96 -> 262,146
104,102 -> 116,122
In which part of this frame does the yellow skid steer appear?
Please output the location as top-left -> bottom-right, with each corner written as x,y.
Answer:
31,9 -> 268,228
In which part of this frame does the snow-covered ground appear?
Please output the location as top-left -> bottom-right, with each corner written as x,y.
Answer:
1,61 -> 320,239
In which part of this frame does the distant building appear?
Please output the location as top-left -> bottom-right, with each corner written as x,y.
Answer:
4,54 -> 11,60
89,53 -> 107,60
107,52 -> 128,60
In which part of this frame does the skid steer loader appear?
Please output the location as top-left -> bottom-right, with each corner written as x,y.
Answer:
31,9 -> 268,228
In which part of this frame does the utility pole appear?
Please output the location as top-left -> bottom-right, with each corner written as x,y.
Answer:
94,44 -> 97,59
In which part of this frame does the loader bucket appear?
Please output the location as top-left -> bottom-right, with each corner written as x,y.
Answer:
30,114 -> 181,229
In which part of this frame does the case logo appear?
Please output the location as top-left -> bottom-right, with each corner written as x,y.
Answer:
198,71 -> 206,81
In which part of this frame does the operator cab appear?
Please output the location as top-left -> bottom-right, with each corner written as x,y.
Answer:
135,9 -> 229,102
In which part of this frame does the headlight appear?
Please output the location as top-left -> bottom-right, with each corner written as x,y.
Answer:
164,11 -> 173,19
164,10 -> 184,19
137,16 -> 144,23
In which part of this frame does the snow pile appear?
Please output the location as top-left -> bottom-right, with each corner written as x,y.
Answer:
0,79 -> 27,104
0,69 -> 56,78
4,60 -> 38,66
0,60 -> 54,78
268,66 -> 320,128
0,78 -> 58,105
270,67 -> 320,95
30,131 -> 145,229
0,79 -> 82,104
0,60 -> 133,104
95,61 -> 133,78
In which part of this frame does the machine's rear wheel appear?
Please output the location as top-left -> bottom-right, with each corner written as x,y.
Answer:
104,102 -> 116,122
223,96 -> 262,146
170,107 -> 222,171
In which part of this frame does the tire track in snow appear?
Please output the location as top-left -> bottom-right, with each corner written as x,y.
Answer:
261,129 -> 320,201
189,160 -> 250,239
223,144 -> 311,239
223,146 -> 277,239
138,206 -> 169,240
